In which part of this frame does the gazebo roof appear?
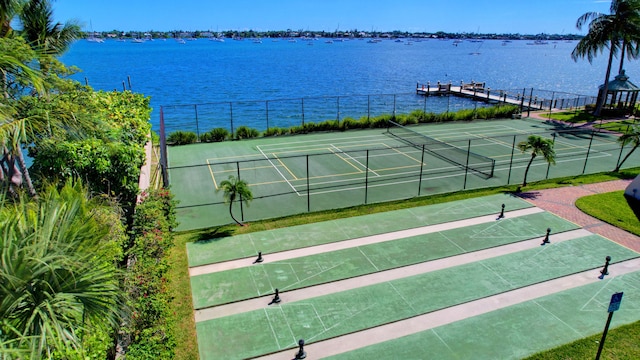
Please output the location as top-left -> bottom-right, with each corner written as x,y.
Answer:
600,70 -> 640,92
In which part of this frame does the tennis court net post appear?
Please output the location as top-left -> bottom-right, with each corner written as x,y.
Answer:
386,121 -> 495,178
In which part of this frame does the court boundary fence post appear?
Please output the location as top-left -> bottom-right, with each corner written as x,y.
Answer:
237,162 -> 244,222
418,145 -> 425,196
306,155 -> 310,213
545,132 -> 556,179
583,130 -> 595,174
364,150 -> 369,204
507,135 -> 516,184
463,139 -> 470,189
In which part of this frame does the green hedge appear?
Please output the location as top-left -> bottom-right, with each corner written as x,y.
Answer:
123,188 -> 178,359
166,105 -> 520,145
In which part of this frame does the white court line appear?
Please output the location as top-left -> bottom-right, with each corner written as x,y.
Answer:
256,145 -> 301,195
330,144 -> 380,177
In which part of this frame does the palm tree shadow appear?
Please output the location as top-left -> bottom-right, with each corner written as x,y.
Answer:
625,195 -> 640,222
512,190 -> 541,200
195,228 -> 235,243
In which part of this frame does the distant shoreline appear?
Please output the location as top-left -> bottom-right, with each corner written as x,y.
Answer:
83,29 -> 582,42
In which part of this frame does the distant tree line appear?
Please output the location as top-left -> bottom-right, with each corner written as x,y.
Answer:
84,29 -> 584,41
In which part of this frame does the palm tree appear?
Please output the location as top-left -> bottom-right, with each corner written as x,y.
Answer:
216,175 -> 253,226
0,181 -> 124,358
571,0 -> 640,116
613,125 -> 640,171
0,0 -> 23,38
517,135 -> 556,187
18,0 -> 81,58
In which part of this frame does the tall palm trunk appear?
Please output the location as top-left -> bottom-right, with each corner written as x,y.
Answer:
228,201 -> 242,226
614,143 -> 639,171
522,153 -> 537,186
16,148 -> 36,197
594,43 -> 616,116
618,39 -> 627,74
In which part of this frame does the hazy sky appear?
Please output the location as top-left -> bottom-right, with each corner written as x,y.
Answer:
53,0 -> 612,34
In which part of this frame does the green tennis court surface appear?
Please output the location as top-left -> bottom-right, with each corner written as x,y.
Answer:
188,194 -> 640,359
169,118 -> 640,230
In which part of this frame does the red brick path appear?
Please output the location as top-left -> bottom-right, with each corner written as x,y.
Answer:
517,180 -> 640,253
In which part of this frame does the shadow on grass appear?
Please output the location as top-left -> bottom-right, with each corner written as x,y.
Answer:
195,227 -> 235,243
625,195 -> 640,223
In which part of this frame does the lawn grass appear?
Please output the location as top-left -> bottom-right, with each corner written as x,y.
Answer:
576,191 -> 640,237
594,119 -> 640,134
540,110 -> 598,123
524,189 -> 640,360
169,167 -> 640,360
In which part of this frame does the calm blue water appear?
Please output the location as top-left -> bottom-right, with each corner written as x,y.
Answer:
61,38 -> 629,131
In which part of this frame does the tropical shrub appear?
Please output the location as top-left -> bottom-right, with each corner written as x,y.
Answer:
263,127 -> 288,137
235,126 -> 259,139
167,130 -> 198,145
200,128 -> 229,142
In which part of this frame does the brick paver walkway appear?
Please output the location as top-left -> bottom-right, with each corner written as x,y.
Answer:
517,179 -> 640,253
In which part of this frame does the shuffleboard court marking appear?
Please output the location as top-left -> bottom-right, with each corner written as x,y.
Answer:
189,208 -> 545,277
532,299 -> 583,336
194,228 -> 593,322
330,144 -> 380,177
257,145 -> 300,195
579,279 -> 612,312
263,308 -> 281,350
254,258 -> 640,360
388,282 -> 419,314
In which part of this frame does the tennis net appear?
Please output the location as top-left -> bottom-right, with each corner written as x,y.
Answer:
386,121 -> 495,178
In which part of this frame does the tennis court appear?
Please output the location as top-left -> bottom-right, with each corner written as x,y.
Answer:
187,194 -> 640,359
169,118 -> 639,230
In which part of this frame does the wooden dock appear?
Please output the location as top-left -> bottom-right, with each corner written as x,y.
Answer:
417,81 -> 549,112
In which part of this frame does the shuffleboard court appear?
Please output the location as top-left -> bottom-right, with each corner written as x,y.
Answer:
190,211 -> 580,309
194,234 -> 639,359
186,193 -> 532,267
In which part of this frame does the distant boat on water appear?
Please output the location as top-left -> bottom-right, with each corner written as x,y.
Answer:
527,39 -> 549,45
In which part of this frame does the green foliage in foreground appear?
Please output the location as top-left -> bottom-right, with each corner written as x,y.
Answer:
0,181 -> 126,359
169,168 -> 640,360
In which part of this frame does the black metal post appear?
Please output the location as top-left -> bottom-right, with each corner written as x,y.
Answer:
418,145 -> 425,196
194,104 -> 200,138
595,312 -> 614,360
306,155 -> 310,213
229,102 -> 234,135
507,135 -> 516,184
266,100 -> 269,130
364,150 -> 369,204
582,131 -> 595,174
545,132 -> 556,179
237,162 -> 244,222
463,139 -> 471,189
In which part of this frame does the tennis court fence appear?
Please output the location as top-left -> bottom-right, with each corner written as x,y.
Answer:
168,125 -> 634,228
386,121 -> 495,178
